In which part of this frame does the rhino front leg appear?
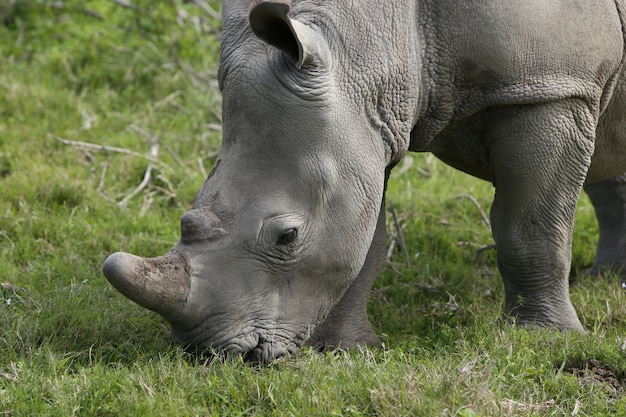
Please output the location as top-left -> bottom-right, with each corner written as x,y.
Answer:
305,199 -> 387,350
486,101 -> 595,331
583,172 -> 626,278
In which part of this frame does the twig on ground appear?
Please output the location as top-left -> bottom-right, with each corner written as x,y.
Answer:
389,201 -> 410,267
176,5 -> 222,38
98,162 -> 109,193
117,141 -> 160,208
139,191 -> 156,217
457,194 -> 491,228
417,166 -> 432,178
198,157 -> 208,179
168,102 -> 191,115
183,0 -> 222,21
156,174 -> 178,200
108,0 -> 136,10
386,236 -> 397,263
128,124 -> 157,141
473,243 -> 497,263
51,135 -> 166,169
178,58 -> 214,90
154,91 -> 184,110
117,162 -> 154,208
165,145 -> 185,168
1,283 -> 25,293
500,398 -> 555,414
44,1 -> 103,19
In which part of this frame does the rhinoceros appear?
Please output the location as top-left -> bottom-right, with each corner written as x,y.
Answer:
103,0 -> 626,362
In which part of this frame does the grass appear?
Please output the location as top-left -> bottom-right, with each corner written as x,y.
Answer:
1,1 -> 626,416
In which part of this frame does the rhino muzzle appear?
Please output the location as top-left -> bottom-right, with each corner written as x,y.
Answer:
102,251 -> 191,320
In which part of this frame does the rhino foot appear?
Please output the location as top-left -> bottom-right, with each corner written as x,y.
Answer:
503,293 -> 584,332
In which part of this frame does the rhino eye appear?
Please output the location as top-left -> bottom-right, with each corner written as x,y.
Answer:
276,228 -> 298,245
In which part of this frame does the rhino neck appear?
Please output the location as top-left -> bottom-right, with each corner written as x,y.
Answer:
330,2 -> 421,166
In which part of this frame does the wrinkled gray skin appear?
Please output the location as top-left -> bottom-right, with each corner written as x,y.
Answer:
103,0 -> 626,362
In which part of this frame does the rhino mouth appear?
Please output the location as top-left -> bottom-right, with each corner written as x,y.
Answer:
243,341 -> 296,363
174,325 -> 305,364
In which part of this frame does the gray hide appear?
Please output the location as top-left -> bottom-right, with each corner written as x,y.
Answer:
103,0 -> 626,362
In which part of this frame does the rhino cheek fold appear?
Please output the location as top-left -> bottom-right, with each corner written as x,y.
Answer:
103,251 -> 191,320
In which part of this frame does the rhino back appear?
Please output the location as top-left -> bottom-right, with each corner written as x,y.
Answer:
410,0 -> 625,180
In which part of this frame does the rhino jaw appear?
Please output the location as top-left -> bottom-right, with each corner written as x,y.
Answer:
103,251 -> 191,320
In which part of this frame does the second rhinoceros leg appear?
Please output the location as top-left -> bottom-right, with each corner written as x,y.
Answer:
305,199 -> 387,350
583,172 -> 626,278
486,101 -> 595,331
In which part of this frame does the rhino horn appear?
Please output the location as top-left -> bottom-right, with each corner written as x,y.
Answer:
103,251 -> 191,319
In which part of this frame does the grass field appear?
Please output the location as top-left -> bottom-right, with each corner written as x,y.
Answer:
2,1 -> 626,416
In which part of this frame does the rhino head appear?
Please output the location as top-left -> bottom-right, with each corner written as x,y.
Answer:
103,0 -> 412,363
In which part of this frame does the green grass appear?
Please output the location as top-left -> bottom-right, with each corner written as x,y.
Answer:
2,1 -> 626,416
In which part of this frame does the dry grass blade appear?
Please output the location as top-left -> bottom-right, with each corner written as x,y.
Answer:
473,243 -> 497,263
118,141 -> 160,208
108,0 -> 135,10
51,135 -> 167,169
183,0 -> 221,20
1,362 -> 20,381
500,398 -> 555,414
388,201 -> 410,267
43,1 -> 103,19
457,194 -> 491,228
1,283 -> 26,293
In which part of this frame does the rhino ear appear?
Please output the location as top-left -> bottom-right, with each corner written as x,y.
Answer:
248,0 -> 318,69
